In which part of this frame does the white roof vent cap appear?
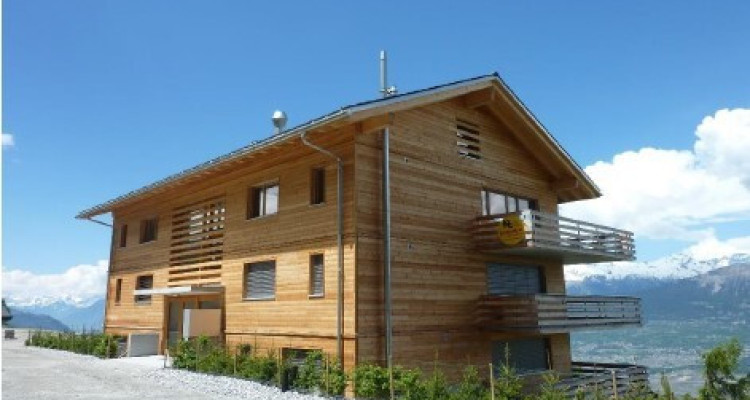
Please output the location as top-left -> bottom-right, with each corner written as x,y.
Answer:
272,110 -> 288,135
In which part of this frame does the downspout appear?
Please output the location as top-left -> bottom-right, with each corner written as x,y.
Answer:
300,131 -> 345,365
382,125 -> 393,373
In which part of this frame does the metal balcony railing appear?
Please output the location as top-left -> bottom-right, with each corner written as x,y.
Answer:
472,210 -> 636,264
557,362 -> 650,398
475,294 -> 642,333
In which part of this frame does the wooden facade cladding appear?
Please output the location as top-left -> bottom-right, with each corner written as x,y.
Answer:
96,85 -> 638,380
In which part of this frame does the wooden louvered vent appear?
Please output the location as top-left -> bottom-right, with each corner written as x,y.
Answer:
456,119 -> 481,160
168,196 -> 226,287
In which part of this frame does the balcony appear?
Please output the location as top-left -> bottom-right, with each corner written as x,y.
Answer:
472,210 -> 635,264
555,362 -> 650,397
475,294 -> 642,333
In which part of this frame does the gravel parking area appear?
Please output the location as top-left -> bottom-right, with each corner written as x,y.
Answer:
2,329 -> 327,400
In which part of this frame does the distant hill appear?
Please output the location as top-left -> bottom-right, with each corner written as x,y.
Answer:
6,308 -> 70,331
7,298 -> 104,332
568,263 -> 750,320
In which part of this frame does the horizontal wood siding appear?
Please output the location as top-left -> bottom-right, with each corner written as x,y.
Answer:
106,127 -> 358,368
355,99 -> 568,374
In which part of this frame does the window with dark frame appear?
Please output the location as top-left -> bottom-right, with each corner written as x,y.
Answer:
115,279 -> 122,304
119,225 -> 128,248
310,168 -> 326,205
248,183 -> 279,218
244,260 -> 276,300
481,189 -> 537,216
309,254 -> 325,297
134,275 -> 153,304
139,218 -> 158,243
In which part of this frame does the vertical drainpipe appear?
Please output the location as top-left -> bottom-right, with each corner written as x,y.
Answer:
382,125 -> 393,372
300,132 -> 345,365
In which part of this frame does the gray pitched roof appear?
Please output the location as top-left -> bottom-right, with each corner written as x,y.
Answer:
77,73 -> 594,219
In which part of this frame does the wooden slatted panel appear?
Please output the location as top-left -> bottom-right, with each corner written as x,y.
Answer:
245,261 -> 276,300
475,294 -> 642,332
456,118 -> 482,160
168,196 -> 225,286
487,263 -> 542,295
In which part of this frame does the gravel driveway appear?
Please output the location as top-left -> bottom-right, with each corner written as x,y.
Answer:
2,329 -> 327,400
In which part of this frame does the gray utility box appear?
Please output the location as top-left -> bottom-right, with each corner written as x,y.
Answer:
127,332 -> 159,357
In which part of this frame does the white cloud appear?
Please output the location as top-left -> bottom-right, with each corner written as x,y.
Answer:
682,234 -> 750,261
2,133 -> 14,148
2,260 -> 108,306
562,108 -> 750,242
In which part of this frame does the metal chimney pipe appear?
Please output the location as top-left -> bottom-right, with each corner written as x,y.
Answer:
380,50 -> 388,97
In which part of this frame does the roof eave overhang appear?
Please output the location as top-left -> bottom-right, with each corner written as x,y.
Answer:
76,73 -> 599,218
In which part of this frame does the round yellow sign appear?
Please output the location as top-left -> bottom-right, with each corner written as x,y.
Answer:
497,214 -> 527,246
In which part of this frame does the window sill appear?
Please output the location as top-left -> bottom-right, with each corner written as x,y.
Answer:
309,202 -> 326,208
246,213 -> 278,222
308,294 -> 325,299
138,240 -> 157,246
134,302 -> 152,306
243,297 -> 276,302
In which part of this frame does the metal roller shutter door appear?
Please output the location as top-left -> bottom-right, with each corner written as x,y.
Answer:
487,263 -> 543,295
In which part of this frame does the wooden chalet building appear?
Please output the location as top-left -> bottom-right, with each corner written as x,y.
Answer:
78,73 -> 646,394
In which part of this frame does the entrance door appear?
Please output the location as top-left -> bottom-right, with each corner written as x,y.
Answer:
166,298 -> 198,348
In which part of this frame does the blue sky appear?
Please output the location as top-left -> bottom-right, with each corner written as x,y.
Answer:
4,1 -> 750,284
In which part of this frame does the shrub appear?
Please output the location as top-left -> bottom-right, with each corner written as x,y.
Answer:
393,367 -> 426,400
236,350 -> 278,383
493,362 -> 523,400
171,339 -> 198,370
423,367 -> 450,400
353,363 -> 391,399
537,373 -> 566,400
449,365 -> 488,400
295,351 -> 324,391
26,330 -> 119,359
699,338 -> 750,400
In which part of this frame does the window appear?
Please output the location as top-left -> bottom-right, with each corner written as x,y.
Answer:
135,275 -> 153,304
309,254 -> 325,297
119,225 -> 128,248
248,183 -> 279,218
481,189 -> 536,216
310,168 -> 326,205
492,338 -> 550,373
244,261 -> 276,300
114,279 -> 122,304
139,218 -> 158,243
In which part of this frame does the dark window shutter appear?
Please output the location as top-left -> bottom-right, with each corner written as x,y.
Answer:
493,338 -> 549,373
245,261 -> 276,299
487,263 -> 543,295
309,254 -> 325,296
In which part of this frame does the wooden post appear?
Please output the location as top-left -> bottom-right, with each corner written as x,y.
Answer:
325,354 -> 330,394
611,370 -> 618,400
389,366 -> 395,400
489,363 -> 495,400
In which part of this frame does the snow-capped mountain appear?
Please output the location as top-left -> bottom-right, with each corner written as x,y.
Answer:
565,252 -> 750,282
5,294 -> 102,309
6,297 -> 105,331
